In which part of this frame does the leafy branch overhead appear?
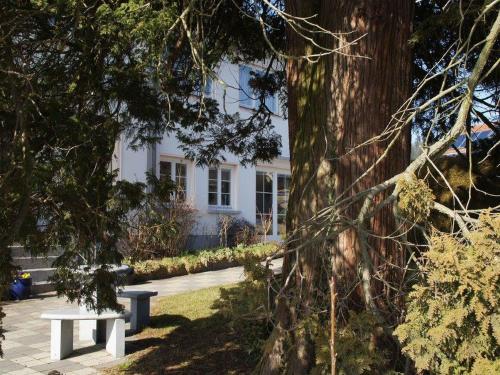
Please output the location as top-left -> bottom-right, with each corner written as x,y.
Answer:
0,1 -> 284,355
0,0 -> 498,372
0,0 -> 283,316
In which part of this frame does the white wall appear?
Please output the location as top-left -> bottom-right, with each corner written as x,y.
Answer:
116,60 -> 291,244
114,134 -> 149,184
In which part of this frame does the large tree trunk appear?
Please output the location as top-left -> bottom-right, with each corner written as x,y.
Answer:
258,1 -> 413,373
330,1 -> 413,310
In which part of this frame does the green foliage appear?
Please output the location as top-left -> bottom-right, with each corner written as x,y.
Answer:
214,257 -> 274,358
395,214 -> 500,374
470,357 -> 500,375
0,0 -> 171,321
0,1 -> 283,354
125,174 -> 197,260
311,311 -> 390,375
218,215 -> 258,248
129,243 -> 279,282
397,176 -> 435,223
49,179 -> 145,312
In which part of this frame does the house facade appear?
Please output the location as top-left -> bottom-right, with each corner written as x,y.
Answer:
113,61 -> 291,248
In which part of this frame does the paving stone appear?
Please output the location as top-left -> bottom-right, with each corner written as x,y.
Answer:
3,341 -> 23,349
0,261 -> 282,374
31,352 -> 51,360
15,335 -> 51,345
52,362 -> 86,372
67,369 -> 98,375
33,357 -> 54,365
94,358 -> 125,368
30,362 -> 66,372
7,368 -> 43,375
3,348 -> 37,358
24,359 -> 46,367
29,343 -> 50,349
12,356 -> 35,365
0,360 -> 27,372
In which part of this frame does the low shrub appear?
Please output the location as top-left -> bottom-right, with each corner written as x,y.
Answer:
128,243 -> 280,282
218,215 -> 258,248
214,258 -> 395,372
214,256 -> 275,359
229,218 -> 258,247
311,311 -> 390,375
395,213 -> 500,374
124,175 -> 197,261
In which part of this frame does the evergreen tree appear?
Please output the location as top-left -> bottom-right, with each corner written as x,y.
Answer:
0,0 -> 284,354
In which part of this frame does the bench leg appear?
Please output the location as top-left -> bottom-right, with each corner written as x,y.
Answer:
78,304 -> 106,343
130,297 -> 151,331
50,320 -> 73,360
105,318 -> 125,358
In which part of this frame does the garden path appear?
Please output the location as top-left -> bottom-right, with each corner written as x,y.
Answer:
0,258 -> 282,375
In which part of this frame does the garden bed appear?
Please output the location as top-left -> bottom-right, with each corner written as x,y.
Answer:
127,243 -> 280,283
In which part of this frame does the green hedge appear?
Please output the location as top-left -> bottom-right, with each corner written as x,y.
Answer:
126,243 -> 280,282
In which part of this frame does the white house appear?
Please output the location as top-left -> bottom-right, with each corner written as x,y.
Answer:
113,61 -> 291,249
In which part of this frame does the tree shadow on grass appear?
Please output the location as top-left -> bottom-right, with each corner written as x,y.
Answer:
121,312 -> 256,375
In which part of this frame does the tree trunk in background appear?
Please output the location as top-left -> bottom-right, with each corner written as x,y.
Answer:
258,1 -> 413,373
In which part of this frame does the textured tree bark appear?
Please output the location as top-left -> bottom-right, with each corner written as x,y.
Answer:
258,1 -> 413,373
329,1 -> 413,310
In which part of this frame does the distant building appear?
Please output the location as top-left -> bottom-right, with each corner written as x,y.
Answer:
444,123 -> 496,156
113,61 -> 290,249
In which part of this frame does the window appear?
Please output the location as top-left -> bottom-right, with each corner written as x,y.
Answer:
221,169 -> 231,206
277,174 -> 291,236
255,171 -> 291,237
239,65 -> 277,113
195,77 -> 212,97
208,168 -> 218,206
174,164 -> 187,200
239,66 -> 254,108
160,160 -> 187,200
256,171 -> 273,234
208,167 -> 232,207
159,160 -> 172,181
203,78 -> 212,96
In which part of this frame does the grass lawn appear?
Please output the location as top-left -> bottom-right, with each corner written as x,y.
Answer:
107,285 -> 257,375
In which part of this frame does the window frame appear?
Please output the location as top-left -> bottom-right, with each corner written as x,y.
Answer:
193,77 -> 213,98
255,170 -> 291,237
255,171 -> 274,235
277,174 -> 291,236
159,159 -> 188,200
239,65 -> 277,113
208,166 -> 232,208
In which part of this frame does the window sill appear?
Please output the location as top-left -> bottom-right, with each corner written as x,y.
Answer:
207,207 -> 241,215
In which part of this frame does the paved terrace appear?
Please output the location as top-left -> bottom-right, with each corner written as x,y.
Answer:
0,260 -> 282,375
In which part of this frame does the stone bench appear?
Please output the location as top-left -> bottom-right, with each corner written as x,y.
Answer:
41,308 -> 131,360
118,290 -> 158,331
